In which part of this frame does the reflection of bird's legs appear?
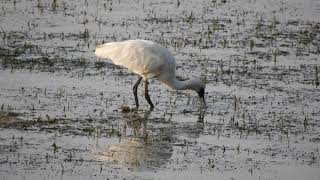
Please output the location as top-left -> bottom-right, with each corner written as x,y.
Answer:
133,76 -> 143,108
144,80 -> 154,110
197,106 -> 206,123
142,110 -> 151,141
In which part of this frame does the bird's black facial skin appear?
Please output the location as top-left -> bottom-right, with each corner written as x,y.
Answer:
197,88 -> 206,107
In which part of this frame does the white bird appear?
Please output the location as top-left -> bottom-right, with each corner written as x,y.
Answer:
95,39 -> 205,110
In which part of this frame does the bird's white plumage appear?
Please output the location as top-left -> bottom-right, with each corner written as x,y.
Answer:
95,39 -> 205,92
95,40 -> 175,81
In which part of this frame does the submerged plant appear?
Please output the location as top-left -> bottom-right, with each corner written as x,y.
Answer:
186,11 -> 194,24
315,66 -> 319,87
52,142 -> 59,153
52,0 -> 58,12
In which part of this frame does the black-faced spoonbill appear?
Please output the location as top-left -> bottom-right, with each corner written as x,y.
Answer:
95,39 -> 205,110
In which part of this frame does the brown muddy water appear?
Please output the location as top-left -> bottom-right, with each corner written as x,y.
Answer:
0,0 -> 320,179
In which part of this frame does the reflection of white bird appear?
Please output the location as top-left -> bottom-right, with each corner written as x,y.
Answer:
95,39 -> 205,109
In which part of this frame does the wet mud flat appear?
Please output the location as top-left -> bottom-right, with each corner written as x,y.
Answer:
0,0 -> 320,179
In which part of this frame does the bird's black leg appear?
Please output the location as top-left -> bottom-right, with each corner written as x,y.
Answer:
144,80 -> 154,110
133,76 -> 142,108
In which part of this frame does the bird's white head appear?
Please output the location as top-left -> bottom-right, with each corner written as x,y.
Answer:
186,78 -> 206,106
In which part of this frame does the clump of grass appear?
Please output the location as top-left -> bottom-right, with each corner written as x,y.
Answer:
186,11 -> 194,24
80,28 -> 89,41
250,39 -> 255,51
121,104 -> 130,113
107,126 -> 122,137
94,61 -> 106,70
72,58 -> 88,68
236,144 -> 240,154
221,0 -> 227,4
176,0 -> 180,7
211,18 -> 220,32
47,117 -> 59,124
52,142 -> 59,153
304,115 -> 308,131
82,126 -> 96,135
221,38 -> 228,48
315,66 -> 319,87
37,0 -> 43,14
52,0 -> 58,12
273,49 -> 277,66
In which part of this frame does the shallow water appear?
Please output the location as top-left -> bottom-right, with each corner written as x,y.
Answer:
0,0 -> 320,179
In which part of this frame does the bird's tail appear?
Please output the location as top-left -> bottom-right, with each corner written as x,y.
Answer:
95,43 -> 110,59
95,42 -> 123,60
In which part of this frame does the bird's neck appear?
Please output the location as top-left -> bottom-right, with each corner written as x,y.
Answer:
163,77 -> 195,91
